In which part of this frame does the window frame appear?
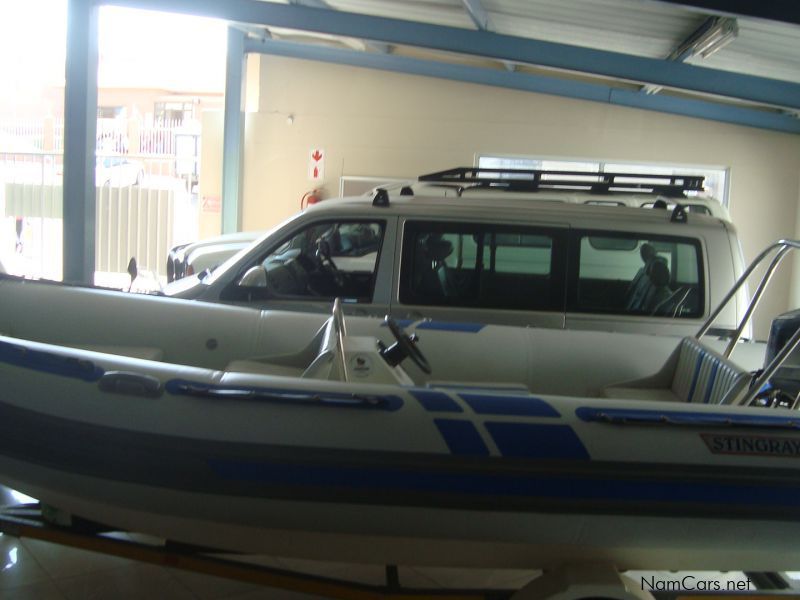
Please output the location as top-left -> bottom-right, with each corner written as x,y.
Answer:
220,217 -> 387,304
565,229 -> 706,319
399,219 -> 568,312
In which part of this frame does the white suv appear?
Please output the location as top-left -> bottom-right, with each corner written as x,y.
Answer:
166,169 -> 729,282
164,168 -> 747,338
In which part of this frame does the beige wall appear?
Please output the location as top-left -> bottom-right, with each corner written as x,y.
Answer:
239,56 -> 800,337
198,110 -> 224,240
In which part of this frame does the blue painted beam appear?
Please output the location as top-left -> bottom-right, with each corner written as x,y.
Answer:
460,0 -> 515,72
101,0 -> 800,111
244,37 -> 800,134
222,27 -> 246,234
288,0 -> 389,53
63,0 -> 99,284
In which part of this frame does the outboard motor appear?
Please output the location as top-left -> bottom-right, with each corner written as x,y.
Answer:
756,309 -> 800,408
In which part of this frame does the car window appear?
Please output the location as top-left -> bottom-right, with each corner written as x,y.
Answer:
569,232 -> 703,318
225,220 -> 385,303
400,221 -> 566,311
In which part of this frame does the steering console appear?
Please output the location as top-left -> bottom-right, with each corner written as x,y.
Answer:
380,317 -> 432,374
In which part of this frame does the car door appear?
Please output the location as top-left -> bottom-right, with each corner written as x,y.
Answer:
215,216 -> 397,317
391,218 -> 568,328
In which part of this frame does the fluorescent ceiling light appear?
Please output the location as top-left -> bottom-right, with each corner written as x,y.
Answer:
643,17 -> 738,95
674,17 -> 739,61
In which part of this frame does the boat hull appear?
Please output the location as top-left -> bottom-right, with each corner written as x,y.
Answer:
2,334 -> 800,569
2,453 -> 800,571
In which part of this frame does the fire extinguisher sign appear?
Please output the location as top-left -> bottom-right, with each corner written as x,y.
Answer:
308,148 -> 325,181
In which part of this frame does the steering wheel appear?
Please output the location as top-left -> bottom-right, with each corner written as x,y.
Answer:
316,240 -> 344,287
384,317 -> 432,374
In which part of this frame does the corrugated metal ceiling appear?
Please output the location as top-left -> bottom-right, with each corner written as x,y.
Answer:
210,0 -> 800,130
700,18 -> 800,83
284,0 -> 800,85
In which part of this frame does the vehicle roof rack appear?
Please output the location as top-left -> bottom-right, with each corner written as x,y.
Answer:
418,167 -> 705,198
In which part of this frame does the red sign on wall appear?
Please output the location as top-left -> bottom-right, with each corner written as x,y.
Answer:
201,195 -> 221,213
308,148 -> 325,181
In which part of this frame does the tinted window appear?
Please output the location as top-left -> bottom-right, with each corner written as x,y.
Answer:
226,220 -> 384,303
400,221 -> 565,311
569,232 -> 703,318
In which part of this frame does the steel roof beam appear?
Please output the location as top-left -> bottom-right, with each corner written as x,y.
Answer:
288,0 -> 390,54
244,37 -> 800,134
102,0 -> 800,111
460,0 -> 515,72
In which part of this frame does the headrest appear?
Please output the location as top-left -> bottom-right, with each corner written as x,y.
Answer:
425,238 -> 453,261
649,260 -> 670,286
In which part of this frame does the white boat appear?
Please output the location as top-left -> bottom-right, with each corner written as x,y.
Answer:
0,240 -> 799,573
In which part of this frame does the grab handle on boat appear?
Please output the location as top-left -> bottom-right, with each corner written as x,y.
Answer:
98,371 -> 163,398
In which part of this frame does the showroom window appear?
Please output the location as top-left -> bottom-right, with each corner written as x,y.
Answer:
477,155 -> 729,207
400,220 -> 567,311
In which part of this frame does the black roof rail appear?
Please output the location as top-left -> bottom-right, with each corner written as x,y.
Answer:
418,167 -> 705,198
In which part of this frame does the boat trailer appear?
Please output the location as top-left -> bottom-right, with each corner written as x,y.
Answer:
1,503 -> 797,600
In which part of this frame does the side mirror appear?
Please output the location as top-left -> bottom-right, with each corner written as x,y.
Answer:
126,257 -> 138,291
238,265 -> 268,288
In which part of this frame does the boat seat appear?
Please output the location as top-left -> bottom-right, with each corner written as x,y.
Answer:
601,386 -> 682,403
428,381 -> 531,393
224,314 -> 339,380
77,344 -> 164,362
225,360 -> 305,378
603,336 -> 751,404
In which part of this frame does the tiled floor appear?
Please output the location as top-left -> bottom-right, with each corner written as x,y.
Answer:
0,486 -> 538,599
0,527 -> 281,600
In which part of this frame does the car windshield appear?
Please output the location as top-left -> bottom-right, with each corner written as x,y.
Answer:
162,271 -> 205,295
203,220 -> 293,285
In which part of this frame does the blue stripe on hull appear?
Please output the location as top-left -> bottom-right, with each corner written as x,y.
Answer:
460,393 -> 560,417
434,419 -> 490,456
380,320 -> 485,333
411,390 -> 463,413
206,457 -> 800,510
485,422 -> 590,460
416,321 -> 485,333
